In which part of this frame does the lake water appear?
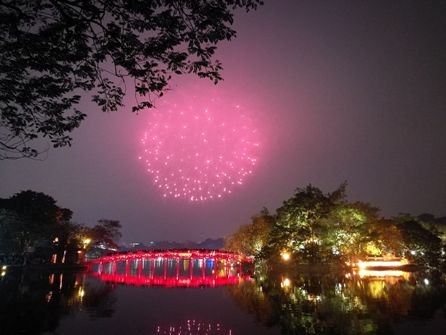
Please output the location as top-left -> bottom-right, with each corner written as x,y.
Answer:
1,265 -> 445,334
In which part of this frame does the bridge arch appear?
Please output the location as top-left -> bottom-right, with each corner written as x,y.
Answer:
88,249 -> 253,287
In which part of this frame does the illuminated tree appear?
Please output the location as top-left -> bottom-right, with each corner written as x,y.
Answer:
322,201 -> 395,262
364,218 -> 403,257
324,205 -> 368,262
225,208 -> 273,257
265,183 -> 347,263
0,0 -> 263,159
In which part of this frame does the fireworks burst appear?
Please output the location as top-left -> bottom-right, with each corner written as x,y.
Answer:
139,91 -> 260,202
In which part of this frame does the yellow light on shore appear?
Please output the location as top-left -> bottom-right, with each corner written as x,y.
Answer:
281,277 -> 291,288
357,259 -> 409,269
82,238 -> 92,249
358,269 -> 410,280
280,251 -> 291,261
78,287 -> 85,299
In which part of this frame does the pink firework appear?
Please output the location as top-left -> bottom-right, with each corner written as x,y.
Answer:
139,90 -> 260,202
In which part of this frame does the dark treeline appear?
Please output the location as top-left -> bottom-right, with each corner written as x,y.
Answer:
226,183 -> 446,270
0,190 -> 121,266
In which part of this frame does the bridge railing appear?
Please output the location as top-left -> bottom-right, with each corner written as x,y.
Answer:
87,249 -> 253,287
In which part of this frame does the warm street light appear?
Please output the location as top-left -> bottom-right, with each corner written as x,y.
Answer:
281,277 -> 291,289
280,250 -> 291,261
82,238 -> 92,249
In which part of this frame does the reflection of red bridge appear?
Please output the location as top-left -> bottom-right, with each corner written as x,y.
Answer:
88,249 -> 253,288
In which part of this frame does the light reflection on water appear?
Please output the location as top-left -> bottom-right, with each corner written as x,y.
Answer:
229,268 -> 446,335
0,264 -> 445,335
155,320 -> 232,335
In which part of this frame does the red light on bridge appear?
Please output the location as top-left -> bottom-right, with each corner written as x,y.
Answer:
88,249 -> 253,288
91,272 -> 251,288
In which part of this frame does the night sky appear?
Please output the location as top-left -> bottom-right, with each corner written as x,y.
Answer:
1,1 -> 445,243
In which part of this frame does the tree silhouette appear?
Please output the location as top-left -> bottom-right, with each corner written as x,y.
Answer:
0,0 -> 263,159
0,190 -> 73,264
88,219 -> 122,249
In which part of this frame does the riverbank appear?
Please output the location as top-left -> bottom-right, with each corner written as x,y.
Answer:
1,263 -> 87,271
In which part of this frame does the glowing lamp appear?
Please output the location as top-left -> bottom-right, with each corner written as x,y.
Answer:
280,251 -> 291,261
281,277 -> 291,288
358,269 -> 411,280
356,258 -> 409,269
78,287 -> 85,299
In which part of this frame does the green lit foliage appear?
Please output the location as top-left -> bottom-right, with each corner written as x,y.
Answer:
0,0 -> 263,159
324,205 -> 370,262
225,208 -> 273,256
364,242 -> 382,256
265,183 -> 347,263
258,182 -> 445,266
365,219 -> 403,257
327,202 -> 408,261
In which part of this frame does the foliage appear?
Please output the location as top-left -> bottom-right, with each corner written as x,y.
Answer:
365,218 -> 402,256
225,208 -> 273,256
264,183 -> 348,263
0,209 -> 23,254
251,183 -> 444,268
0,190 -> 122,264
0,190 -> 73,259
323,204 -> 371,262
395,215 -> 442,267
87,219 -> 122,249
0,0 -> 263,159
417,213 -> 446,243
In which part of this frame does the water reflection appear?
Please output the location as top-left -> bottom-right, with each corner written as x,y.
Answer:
228,268 -> 446,334
155,320 -> 232,335
0,269 -> 116,334
1,265 -> 445,334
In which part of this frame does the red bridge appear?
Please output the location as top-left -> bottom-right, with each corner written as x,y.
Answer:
88,249 -> 253,288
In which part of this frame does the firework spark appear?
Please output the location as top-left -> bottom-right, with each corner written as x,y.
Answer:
139,90 -> 260,202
